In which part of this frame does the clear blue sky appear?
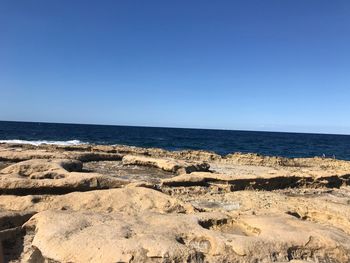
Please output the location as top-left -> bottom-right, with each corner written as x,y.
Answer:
1,1 -> 350,134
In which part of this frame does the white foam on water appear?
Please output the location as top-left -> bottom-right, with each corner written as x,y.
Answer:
0,139 -> 87,146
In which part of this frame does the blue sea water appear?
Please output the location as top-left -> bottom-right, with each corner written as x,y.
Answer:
1,121 -> 350,160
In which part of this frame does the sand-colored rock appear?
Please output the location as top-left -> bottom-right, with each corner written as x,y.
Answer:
0,144 -> 122,162
0,187 -> 193,214
83,160 -> 175,184
0,211 -> 37,263
0,211 -> 35,232
1,159 -> 83,179
223,152 -> 304,167
224,152 -> 350,169
230,214 -> 350,261
122,155 -> 210,174
52,144 -> 221,162
0,172 -> 127,195
171,186 -> 350,239
161,171 -> 349,190
1,143 -> 350,262
0,159 -> 128,194
225,187 -> 350,235
0,147 -> 65,161
19,210 -> 350,263
3,142 -> 350,170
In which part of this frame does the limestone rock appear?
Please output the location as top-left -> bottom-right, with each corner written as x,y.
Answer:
1,159 -> 83,179
0,159 -> 128,195
0,187 -> 193,214
161,171 -> 349,190
0,211 -> 37,263
1,142 -> 350,262
20,211 -> 350,262
122,155 -> 210,174
0,145 -> 122,162
0,211 -> 36,232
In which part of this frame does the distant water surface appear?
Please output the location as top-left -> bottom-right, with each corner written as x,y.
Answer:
1,121 -> 350,160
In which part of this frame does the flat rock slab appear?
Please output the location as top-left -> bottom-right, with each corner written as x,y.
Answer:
1,143 -> 350,263
83,160 -> 175,183
172,187 -> 350,238
0,147 -> 123,162
0,187 -> 193,214
18,211 -> 350,263
0,159 -> 128,195
161,171 -> 350,190
1,159 -> 83,179
122,155 -> 210,174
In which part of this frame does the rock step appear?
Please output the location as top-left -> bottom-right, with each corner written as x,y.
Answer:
161,172 -> 350,191
122,155 -> 210,174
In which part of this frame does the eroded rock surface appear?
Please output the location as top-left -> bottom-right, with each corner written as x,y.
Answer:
0,187 -> 192,214
18,210 -> 350,263
161,170 -> 350,191
0,144 -> 122,162
0,159 -> 128,195
1,159 -> 83,179
122,155 -> 210,174
83,160 -> 175,183
0,142 -> 349,262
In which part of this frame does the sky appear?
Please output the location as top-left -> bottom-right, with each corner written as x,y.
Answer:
1,1 -> 350,134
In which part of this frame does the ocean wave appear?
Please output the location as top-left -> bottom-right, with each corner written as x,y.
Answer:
0,139 -> 86,146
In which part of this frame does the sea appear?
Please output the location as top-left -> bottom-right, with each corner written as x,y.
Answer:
1,121 -> 350,160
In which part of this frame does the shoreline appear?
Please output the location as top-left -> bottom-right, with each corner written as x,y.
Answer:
2,121 -> 350,159
0,141 -> 346,162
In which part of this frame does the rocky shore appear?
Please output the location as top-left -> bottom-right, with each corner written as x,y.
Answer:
0,143 -> 349,262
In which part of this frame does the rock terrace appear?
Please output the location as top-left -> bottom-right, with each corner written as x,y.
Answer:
0,142 -> 349,262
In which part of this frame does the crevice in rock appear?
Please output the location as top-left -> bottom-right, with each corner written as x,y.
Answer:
198,218 -> 252,236
285,211 -> 307,220
0,212 -> 37,263
0,186 -> 118,196
198,218 -> 229,229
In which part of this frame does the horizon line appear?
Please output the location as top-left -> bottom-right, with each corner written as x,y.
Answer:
1,119 -> 350,137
